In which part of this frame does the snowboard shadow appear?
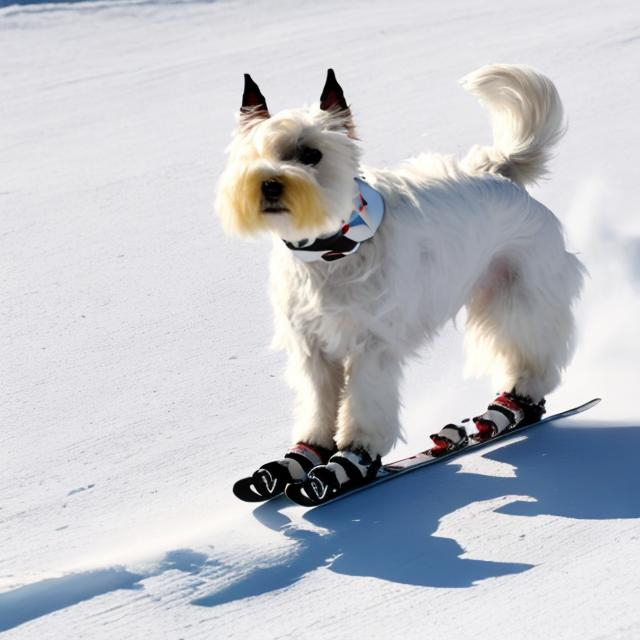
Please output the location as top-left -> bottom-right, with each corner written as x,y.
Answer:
193,421 -> 640,608
0,549 -> 213,633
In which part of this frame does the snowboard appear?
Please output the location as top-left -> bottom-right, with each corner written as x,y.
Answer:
284,398 -> 601,507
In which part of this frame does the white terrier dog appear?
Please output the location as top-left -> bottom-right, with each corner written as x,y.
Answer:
220,66 -> 584,503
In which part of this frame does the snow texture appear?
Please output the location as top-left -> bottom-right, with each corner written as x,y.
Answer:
1,0 -> 639,638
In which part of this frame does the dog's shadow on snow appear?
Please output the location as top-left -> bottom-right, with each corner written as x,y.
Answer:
194,421 -> 640,607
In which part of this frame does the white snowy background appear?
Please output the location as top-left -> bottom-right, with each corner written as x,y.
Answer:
1,0 -> 639,637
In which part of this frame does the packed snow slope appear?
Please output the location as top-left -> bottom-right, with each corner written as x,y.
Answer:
1,0 -> 639,638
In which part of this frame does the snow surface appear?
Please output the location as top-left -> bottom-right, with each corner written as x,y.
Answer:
1,0 -> 639,637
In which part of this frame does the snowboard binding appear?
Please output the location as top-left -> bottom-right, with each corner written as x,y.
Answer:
429,423 -> 469,456
232,442 -> 335,502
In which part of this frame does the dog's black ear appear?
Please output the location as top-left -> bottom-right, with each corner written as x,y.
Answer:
320,68 -> 348,112
240,73 -> 269,123
320,69 -> 356,137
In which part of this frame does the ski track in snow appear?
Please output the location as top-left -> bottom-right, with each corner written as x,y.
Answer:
1,0 -> 640,637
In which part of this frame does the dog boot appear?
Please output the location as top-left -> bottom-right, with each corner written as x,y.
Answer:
474,390 -> 546,440
232,442 -> 335,502
290,447 -> 382,505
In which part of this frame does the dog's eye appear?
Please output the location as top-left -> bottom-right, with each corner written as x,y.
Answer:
299,146 -> 323,166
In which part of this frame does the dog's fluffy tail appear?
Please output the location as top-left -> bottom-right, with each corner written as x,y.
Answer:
460,64 -> 566,187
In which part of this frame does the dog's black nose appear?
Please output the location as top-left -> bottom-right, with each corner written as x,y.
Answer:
261,180 -> 283,201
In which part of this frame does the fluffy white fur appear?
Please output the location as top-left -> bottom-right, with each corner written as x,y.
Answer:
217,64 -> 584,457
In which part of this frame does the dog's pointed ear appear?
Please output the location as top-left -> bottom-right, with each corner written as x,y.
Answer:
240,73 -> 269,124
320,69 -> 355,137
320,68 -> 348,112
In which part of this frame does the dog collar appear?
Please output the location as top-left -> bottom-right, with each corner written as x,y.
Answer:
283,177 -> 385,263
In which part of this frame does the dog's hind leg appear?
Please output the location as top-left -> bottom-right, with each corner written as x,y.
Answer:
464,246 -> 584,406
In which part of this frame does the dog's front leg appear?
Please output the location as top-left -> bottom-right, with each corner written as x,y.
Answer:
290,344 -> 402,500
334,343 -> 402,458
231,340 -> 341,502
288,342 -> 344,451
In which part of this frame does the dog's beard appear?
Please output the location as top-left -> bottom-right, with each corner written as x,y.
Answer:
217,161 -> 334,240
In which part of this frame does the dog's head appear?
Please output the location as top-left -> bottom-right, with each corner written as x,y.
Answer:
216,70 -> 361,242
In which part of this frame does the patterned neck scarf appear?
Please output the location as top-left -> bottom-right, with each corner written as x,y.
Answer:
283,177 -> 385,263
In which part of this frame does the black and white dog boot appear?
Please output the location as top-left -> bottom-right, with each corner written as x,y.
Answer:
474,390 -> 546,440
287,447 -> 382,505
232,442 -> 335,502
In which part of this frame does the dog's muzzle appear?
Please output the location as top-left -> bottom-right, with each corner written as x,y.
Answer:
261,179 -> 287,213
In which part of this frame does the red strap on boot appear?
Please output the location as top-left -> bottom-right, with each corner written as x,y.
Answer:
474,393 -> 525,439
